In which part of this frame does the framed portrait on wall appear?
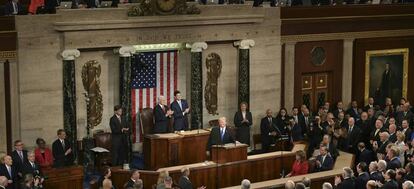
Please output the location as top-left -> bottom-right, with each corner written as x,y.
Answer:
365,48 -> 409,106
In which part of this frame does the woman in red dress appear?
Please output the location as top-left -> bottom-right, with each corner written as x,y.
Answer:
286,150 -> 309,177
34,138 -> 53,169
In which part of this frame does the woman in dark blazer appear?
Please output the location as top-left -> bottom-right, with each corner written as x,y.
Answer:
234,102 -> 253,146
275,108 -> 289,135
286,150 -> 309,177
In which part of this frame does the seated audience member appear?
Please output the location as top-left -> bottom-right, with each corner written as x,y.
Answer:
178,167 -> 206,189
206,117 -> 235,151
286,150 -> 308,177
0,176 -> 8,189
124,169 -> 141,189
240,179 -> 250,189
369,161 -> 384,182
20,173 -> 42,189
322,182 -> 333,189
357,142 -> 374,166
52,129 -> 74,167
355,162 -> 370,189
156,170 -> 169,189
403,181 -> 414,189
302,177 -> 310,189
315,145 -> 334,172
387,146 -> 402,170
21,152 -> 42,179
285,180 -> 295,189
366,180 -> 377,189
334,167 -> 355,188
100,167 -> 113,189
396,168 -> 407,189
380,169 -> 398,189
28,0 -> 44,14
260,109 -> 279,152
34,138 -> 53,169
4,0 -> 24,15
11,140 -> 28,176
0,155 -> 18,189
294,183 -> 305,189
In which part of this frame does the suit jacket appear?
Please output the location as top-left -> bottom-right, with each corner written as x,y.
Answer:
110,114 -> 128,146
337,177 -> 355,189
381,180 -> 398,189
11,150 -> 28,175
3,1 -> 24,15
170,100 -> 189,131
326,142 -> 339,160
316,154 -> 334,171
346,108 -> 360,120
21,161 -> 42,177
52,138 -> 73,168
363,104 -> 375,112
153,104 -> 171,134
377,140 -> 390,155
389,133 -> 397,143
290,123 -> 303,142
207,126 -> 235,150
298,113 -> 310,135
260,117 -> 278,146
387,157 -> 401,170
0,164 -> 18,189
396,111 -> 414,126
403,128 -> 413,142
124,179 -> 135,189
370,171 -> 384,182
333,108 -> 344,119
355,172 -> 370,189
344,125 -> 361,152
234,111 -> 253,128
178,176 -> 193,189
357,149 -> 374,165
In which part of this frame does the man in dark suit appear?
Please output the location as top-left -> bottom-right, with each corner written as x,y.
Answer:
357,142 -> 374,166
178,167 -> 201,189
154,96 -> 173,134
260,109 -> 280,153
333,101 -> 345,119
21,152 -> 41,177
44,0 -> 58,14
355,162 -> 370,189
52,129 -> 74,167
322,134 -> 339,160
110,105 -> 129,166
388,124 -> 397,143
356,112 -> 372,146
11,140 -> 27,177
387,147 -> 401,170
369,162 -> 383,182
3,0 -> 24,16
346,100 -> 361,120
170,91 -> 190,131
334,167 -> 355,189
402,120 -> 412,142
298,108 -> 311,137
123,169 -> 140,189
0,155 -> 18,189
344,117 -> 361,154
370,119 -> 385,147
374,132 -> 390,158
396,103 -> 414,127
382,169 -> 398,189
206,117 -> 235,151
315,145 -> 334,172
363,97 -> 375,112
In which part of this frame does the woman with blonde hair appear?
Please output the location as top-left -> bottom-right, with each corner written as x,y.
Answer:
156,170 -> 169,189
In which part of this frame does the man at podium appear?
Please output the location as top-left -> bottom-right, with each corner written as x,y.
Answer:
206,117 -> 235,151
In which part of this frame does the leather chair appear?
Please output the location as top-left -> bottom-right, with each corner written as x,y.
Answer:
140,108 -> 154,135
93,132 -> 112,171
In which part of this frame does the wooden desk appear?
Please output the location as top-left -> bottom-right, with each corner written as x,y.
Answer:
211,143 -> 248,163
43,166 -> 84,189
111,143 -> 306,189
144,129 -> 210,170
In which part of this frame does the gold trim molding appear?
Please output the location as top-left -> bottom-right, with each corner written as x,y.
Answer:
0,51 -> 17,60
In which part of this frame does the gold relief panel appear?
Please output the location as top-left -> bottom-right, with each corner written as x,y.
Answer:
302,75 -> 312,91
0,51 -> 16,61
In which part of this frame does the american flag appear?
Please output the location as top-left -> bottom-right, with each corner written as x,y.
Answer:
131,50 -> 178,143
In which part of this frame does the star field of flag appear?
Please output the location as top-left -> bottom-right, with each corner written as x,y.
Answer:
132,52 -> 157,89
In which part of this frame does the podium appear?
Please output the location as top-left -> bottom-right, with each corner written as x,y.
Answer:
144,130 -> 210,170
211,143 -> 248,163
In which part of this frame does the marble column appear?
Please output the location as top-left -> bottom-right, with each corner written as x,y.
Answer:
117,46 -> 136,130
342,39 -> 354,105
284,42 -> 296,110
188,42 -> 207,129
61,49 -> 80,162
234,39 -> 255,106
117,46 -> 135,161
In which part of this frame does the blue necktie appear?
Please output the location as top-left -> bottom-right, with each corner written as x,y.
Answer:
220,128 -> 224,141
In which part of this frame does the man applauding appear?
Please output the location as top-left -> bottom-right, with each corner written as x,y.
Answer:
170,91 -> 190,132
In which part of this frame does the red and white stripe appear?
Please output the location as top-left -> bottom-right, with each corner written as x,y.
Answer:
131,51 -> 178,143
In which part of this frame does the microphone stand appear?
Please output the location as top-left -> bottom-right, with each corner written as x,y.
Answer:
271,119 -> 285,178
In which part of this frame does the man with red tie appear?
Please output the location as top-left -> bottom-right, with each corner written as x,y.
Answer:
110,105 -> 129,166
